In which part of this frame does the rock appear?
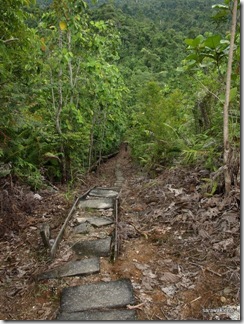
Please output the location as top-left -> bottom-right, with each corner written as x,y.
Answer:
89,188 -> 119,198
60,279 -> 135,313
78,198 -> 114,209
72,237 -> 112,257
37,258 -> 100,279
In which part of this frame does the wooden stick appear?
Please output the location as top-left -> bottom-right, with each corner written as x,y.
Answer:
127,302 -> 145,310
190,296 -> 201,304
160,308 -> 170,320
206,267 -> 222,277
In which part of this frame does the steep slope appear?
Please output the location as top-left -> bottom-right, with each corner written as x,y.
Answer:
0,145 -> 240,320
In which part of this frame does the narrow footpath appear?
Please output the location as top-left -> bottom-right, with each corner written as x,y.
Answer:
0,144 -> 240,320
37,148 -> 137,320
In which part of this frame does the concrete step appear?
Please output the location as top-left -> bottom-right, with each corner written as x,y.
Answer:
57,309 -> 136,320
89,187 -> 119,198
37,258 -> 100,280
74,216 -> 113,228
78,198 -> 114,209
72,237 -> 112,257
59,279 -> 135,313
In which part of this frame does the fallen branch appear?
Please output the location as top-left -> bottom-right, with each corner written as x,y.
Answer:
190,296 -> 202,304
127,302 -> 145,310
189,261 -> 204,271
206,267 -> 222,277
189,262 -> 222,277
160,308 -> 170,320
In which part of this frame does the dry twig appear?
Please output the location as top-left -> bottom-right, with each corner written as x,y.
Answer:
127,302 -> 145,310
206,267 -> 222,277
190,296 -> 202,304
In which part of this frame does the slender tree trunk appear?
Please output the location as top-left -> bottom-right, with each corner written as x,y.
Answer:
88,112 -> 97,169
56,30 -> 63,136
223,0 -> 238,195
99,110 -> 107,164
67,30 -> 74,104
56,29 -> 67,182
50,69 -> 56,114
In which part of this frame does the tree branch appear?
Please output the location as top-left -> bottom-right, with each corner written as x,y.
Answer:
2,38 -> 19,44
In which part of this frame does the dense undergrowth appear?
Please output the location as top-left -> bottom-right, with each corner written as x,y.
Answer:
0,0 -> 240,195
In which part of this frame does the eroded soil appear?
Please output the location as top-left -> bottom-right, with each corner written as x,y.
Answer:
0,146 -> 240,320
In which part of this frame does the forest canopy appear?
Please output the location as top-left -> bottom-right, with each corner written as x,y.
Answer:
0,0 -> 240,194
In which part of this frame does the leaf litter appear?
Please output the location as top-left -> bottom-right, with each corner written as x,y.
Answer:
0,147 -> 240,320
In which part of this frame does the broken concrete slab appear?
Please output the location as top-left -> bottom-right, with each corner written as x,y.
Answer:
78,198 -> 114,209
72,237 -> 111,257
60,279 -> 135,313
74,222 -> 90,234
37,258 -> 100,280
56,309 -> 136,320
74,216 -> 113,228
89,188 -> 119,198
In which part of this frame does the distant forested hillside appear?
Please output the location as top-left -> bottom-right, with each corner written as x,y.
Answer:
1,0 -> 239,191
36,0 -> 52,7
88,0 -> 225,35
88,0 -> 227,99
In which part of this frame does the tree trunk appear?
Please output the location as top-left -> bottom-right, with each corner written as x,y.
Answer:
67,30 -> 74,104
56,30 -> 63,136
56,29 -> 67,182
223,0 -> 238,195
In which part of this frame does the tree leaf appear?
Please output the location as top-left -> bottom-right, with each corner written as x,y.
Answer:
44,152 -> 61,162
204,35 -> 221,49
230,87 -> 237,102
59,21 -> 67,31
212,4 -> 229,10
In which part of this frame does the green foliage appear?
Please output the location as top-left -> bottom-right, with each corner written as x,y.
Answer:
31,0 -> 128,181
0,0 -> 240,188
13,158 -> 44,190
180,0 -> 240,169
0,0 -> 129,185
180,133 -> 222,169
127,82 -> 186,169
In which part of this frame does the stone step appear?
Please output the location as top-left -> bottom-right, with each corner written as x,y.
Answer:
74,216 -> 113,228
72,237 -> 112,257
37,258 -> 100,280
56,309 -> 136,320
89,187 -> 119,198
78,198 -> 114,209
59,279 -> 135,313
73,222 -> 90,234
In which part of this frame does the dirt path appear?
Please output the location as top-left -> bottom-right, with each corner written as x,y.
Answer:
0,145 -> 240,320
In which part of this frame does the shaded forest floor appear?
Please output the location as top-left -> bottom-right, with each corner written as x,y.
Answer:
0,146 -> 240,320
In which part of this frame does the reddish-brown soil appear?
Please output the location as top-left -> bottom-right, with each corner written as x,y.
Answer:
0,146 -> 240,320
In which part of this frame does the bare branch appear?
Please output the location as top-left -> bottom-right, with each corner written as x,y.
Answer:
2,38 -> 19,44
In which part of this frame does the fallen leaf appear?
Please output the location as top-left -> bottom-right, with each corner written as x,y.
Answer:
160,272 -> 180,283
134,262 -> 150,271
198,228 -> 210,239
213,237 -> 234,251
143,269 -> 157,278
161,285 -> 177,297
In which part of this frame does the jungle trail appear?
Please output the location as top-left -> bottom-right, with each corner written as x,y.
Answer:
0,143 -> 240,320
